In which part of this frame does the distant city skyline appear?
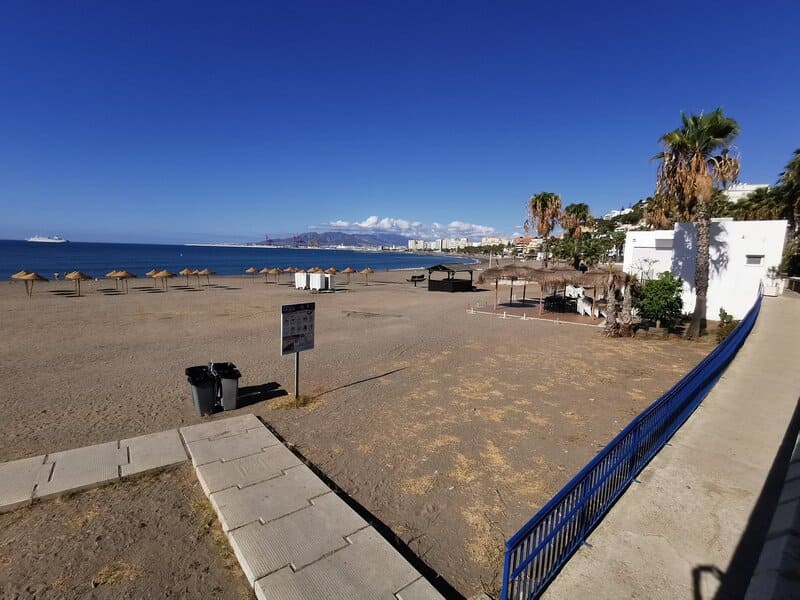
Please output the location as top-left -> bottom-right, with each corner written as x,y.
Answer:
1,2 -> 798,244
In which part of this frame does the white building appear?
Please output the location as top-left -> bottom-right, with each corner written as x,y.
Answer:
623,219 -> 787,319
408,238 -> 473,251
481,236 -> 510,246
723,183 -> 769,203
603,207 -> 634,220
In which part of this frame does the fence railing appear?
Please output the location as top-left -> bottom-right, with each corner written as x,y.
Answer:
501,292 -> 764,600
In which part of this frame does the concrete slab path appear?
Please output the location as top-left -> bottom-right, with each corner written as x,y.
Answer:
544,295 -> 800,599
181,414 -> 444,600
0,429 -> 187,512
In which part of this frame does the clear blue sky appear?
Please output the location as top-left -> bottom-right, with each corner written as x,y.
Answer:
1,1 -> 798,243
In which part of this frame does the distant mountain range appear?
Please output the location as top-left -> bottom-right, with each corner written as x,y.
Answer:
261,232 -> 410,247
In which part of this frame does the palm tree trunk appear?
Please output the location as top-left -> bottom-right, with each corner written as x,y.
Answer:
542,238 -> 549,268
604,273 -> 618,336
686,207 -> 711,339
620,277 -> 633,337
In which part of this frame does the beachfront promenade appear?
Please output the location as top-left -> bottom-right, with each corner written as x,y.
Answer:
0,414 -> 442,599
544,294 -> 800,599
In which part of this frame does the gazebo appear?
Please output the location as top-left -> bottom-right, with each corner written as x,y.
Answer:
426,264 -> 474,292
478,265 -> 612,315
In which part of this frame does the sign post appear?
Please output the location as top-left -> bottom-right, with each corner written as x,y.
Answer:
281,302 -> 315,401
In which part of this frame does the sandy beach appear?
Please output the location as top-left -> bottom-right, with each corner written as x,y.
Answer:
0,266 -> 713,596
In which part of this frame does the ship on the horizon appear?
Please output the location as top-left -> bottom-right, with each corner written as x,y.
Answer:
26,235 -> 68,243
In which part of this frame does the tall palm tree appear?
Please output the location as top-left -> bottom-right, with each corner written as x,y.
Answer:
525,192 -> 562,267
650,109 -> 740,339
561,202 -> 594,269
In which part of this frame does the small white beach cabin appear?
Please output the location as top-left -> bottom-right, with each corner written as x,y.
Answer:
623,219 -> 788,319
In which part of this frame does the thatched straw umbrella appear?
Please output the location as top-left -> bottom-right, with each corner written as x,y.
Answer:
19,272 -> 48,298
360,267 -> 374,286
259,267 -> 270,283
324,267 -> 338,274
309,266 -> 323,273
479,265 -> 538,309
115,270 -> 136,294
341,266 -> 355,283
146,268 -> 159,288
268,267 -> 283,284
179,268 -> 194,286
11,270 -> 30,281
106,269 -> 122,290
198,268 -> 213,285
154,269 -> 175,291
65,271 -> 92,296
245,266 -> 257,282
190,269 -> 202,286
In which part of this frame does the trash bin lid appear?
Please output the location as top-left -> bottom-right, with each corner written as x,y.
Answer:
186,365 -> 214,384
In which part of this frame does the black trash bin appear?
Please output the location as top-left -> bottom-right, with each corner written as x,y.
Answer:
210,362 -> 241,411
186,366 -> 217,416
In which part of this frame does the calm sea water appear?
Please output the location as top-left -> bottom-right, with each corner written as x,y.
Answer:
0,240 -> 475,281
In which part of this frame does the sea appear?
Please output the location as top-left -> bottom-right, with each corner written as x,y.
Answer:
0,240 -> 477,281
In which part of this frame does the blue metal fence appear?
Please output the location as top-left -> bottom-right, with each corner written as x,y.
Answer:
501,292 -> 764,600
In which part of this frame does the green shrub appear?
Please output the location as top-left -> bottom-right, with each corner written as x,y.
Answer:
781,240 -> 800,277
716,308 -> 740,343
637,272 -> 683,328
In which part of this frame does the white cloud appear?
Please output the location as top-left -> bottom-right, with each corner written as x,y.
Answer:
356,215 -> 379,228
312,215 -> 497,240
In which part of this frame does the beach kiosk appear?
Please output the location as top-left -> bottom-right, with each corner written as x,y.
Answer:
309,272 -> 335,291
426,264 -> 474,292
295,271 -> 309,289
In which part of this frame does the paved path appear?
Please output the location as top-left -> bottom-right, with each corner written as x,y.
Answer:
0,429 -> 187,512
181,414 -> 443,600
544,295 -> 800,599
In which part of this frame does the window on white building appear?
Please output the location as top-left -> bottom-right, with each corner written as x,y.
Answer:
745,254 -> 764,266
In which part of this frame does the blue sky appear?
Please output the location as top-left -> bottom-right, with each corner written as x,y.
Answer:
1,1 -> 798,243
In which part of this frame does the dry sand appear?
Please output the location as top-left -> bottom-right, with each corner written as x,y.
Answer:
0,268 -> 712,597
0,464 -> 251,599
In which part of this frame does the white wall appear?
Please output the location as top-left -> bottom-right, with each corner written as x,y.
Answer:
624,220 -> 788,320
623,230 -> 675,279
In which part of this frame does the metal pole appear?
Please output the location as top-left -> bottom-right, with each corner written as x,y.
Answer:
294,351 -> 300,400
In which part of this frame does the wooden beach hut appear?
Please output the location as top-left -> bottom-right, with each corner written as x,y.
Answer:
426,264 -> 474,292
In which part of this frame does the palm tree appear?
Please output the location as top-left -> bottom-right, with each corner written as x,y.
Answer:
561,203 -> 594,269
650,108 -> 740,339
525,192 -> 562,267
603,270 -> 635,337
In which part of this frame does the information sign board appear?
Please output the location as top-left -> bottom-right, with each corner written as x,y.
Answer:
281,302 -> 315,355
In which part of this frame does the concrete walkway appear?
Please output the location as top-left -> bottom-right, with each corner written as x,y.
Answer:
0,429 -> 188,512
544,295 -> 800,599
181,414 -> 443,599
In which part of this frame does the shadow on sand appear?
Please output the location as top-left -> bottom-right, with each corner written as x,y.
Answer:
237,382 -> 288,407
253,415 -> 462,599
313,367 -> 407,399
